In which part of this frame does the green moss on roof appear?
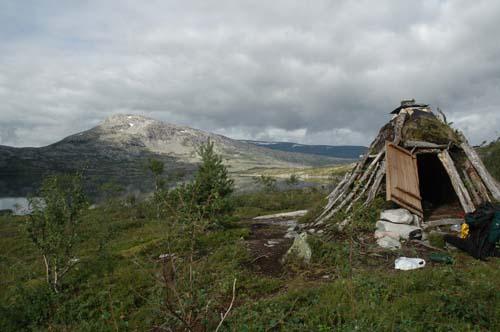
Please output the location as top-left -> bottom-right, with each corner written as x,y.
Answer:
403,116 -> 461,145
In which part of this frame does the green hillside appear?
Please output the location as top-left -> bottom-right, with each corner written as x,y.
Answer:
479,138 -> 500,181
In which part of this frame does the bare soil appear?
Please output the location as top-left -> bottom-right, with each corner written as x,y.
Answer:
239,219 -> 295,276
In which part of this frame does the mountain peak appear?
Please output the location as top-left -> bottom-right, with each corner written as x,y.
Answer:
101,113 -> 154,125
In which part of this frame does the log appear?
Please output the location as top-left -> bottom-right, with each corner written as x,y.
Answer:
461,169 -> 482,206
393,113 -> 407,145
464,159 -> 491,202
327,172 -> 349,199
317,149 -> 377,221
404,140 -> 447,149
346,162 -> 380,212
364,161 -> 386,206
335,149 -> 385,215
438,150 -> 475,213
460,142 -> 500,201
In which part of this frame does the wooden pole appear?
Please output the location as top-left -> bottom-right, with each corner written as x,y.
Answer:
460,142 -> 500,201
438,150 -> 475,213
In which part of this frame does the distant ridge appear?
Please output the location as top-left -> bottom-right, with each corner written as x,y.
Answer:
0,114 -> 352,197
241,140 -> 367,159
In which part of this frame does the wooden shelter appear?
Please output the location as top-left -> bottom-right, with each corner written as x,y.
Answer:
317,101 -> 500,228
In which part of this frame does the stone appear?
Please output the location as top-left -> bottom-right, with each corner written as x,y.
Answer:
377,236 -> 401,250
374,230 -> 400,240
375,220 -> 421,240
380,209 -> 415,225
284,232 -> 312,264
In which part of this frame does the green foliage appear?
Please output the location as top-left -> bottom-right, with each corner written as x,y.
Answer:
228,265 -> 500,331
286,174 -> 300,187
193,140 -> 234,216
254,174 -> 278,192
25,173 -> 89,292
2,166 -> 500,331
233,187 -> 325,219
147,158 -> 165,191
160,140 -> 235,225
479,138 -> 500,181
325,197 -> 388,235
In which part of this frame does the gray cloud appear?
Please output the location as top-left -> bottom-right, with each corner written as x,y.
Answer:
1,0 -> 499,147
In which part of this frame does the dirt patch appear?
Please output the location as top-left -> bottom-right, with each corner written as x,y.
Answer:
240,219 -> 295,276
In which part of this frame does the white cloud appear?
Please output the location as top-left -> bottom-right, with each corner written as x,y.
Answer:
0,0 -> 499,147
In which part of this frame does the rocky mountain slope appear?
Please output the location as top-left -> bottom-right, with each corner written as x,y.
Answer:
0,114 -> 350,197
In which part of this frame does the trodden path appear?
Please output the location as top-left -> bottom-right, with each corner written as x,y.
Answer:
239,210 -> 308,276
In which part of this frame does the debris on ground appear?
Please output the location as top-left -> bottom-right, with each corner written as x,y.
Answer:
253,210 -> 308,220
395,257 -> 426,270
429,252 -> 454,264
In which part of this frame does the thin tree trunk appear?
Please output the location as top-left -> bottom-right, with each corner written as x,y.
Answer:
43,255 -> 50,285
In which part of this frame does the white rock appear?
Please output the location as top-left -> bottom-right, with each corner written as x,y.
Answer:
374,230 -> 400,240
284,232 -> 312,264
375,220 -> 421,240
380,209 -> 415,225
377,236 -> 401,250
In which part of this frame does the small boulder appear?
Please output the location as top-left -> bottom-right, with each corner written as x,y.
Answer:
380,209 -> 415,225
376,220 -> 421,240
284,232 -> 312,264
377,236 -> 401,250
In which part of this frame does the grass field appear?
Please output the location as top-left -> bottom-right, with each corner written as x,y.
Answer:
1,186 -> 499,331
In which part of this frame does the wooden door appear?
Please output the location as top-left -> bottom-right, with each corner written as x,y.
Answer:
385,141 -> 423,217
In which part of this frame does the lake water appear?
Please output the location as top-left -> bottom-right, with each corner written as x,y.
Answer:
0,197 -> 31,215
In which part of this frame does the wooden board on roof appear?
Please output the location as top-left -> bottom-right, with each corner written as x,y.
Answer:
385,141 -> 423,217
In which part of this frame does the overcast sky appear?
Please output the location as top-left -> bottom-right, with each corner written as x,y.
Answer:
1,0 -> 499,147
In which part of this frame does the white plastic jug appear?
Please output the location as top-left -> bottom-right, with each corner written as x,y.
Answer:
394,257 -> 426,271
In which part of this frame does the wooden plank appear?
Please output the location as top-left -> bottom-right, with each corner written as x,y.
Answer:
385,141 -> 423,216
460,142 -> 500,201
464,159 -> 491,202
437,150 -> 475,213
461,169 -> 482,206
